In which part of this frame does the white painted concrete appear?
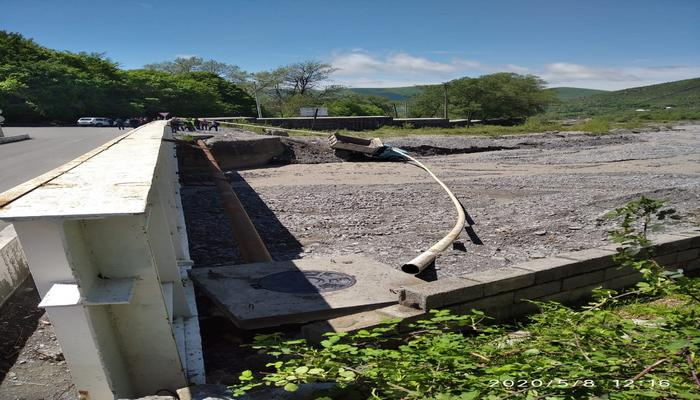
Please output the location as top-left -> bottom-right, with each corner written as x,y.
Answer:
0,224 -> 29,307
0,121 -> 204,399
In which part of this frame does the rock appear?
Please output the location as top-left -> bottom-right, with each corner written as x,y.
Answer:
533,230 -> 547,236
36,346 -> 64,361
568,225 -> 583,230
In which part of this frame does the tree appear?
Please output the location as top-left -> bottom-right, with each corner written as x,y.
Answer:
0,31 -> 257,123
408,85 -> 444,117
144,56 -> 204,74
281,60 -> 337,95
409,73 -> 554,121
233,69 -> 286,118
468,73 -> 553,119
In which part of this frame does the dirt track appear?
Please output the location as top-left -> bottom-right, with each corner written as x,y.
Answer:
183,124 -> 700,278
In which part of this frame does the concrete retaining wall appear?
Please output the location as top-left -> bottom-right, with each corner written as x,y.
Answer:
257,116 -> 392,131
400,230 -> 700,320
302,230 -> 700,341
0,225 -> 30,307
389,118 -> 452,128
252,117 -> 528,131
177,136 -> 286,171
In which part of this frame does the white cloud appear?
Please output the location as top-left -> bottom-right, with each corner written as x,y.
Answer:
330,51 -> 488,87
326,51 -> 700,90
540,63 -> 700,90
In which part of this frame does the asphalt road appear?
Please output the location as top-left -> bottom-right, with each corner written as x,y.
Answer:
0,126 -> 127,229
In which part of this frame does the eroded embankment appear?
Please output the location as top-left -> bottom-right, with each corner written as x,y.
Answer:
177,124 -> 700,384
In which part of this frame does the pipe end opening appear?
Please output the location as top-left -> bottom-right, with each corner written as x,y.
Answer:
401,263 -> 420,274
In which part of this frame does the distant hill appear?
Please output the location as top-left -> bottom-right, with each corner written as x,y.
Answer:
545,87 -> 608,101
550,77 -> 700,117
349,85 -> 605,102
347,86 -> 424,101
348,78 -> 700,119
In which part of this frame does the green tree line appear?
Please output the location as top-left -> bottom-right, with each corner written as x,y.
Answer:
1,31 -> 555,124
0,31 -> 256,124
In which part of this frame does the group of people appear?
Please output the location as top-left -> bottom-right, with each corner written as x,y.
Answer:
114,116 -> 152,130
169,117 -> 219,133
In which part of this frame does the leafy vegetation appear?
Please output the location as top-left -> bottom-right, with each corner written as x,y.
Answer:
0,31 -> 256,123
545,87 -> 608,101
232,198 -> 700,399
408,73 -> 555,120
333,116 -> 649,138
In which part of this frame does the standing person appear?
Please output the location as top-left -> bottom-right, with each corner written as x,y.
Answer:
169,118 -> 179,133
194,118 -> 201,130
200,119 -> 209,130
210,120 -> 219,132
186,118 -> 195,131
115,118 -> 125,130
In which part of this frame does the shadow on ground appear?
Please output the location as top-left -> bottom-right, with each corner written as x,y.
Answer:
0,277 -> 43,382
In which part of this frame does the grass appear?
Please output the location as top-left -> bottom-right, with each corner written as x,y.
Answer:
338,116 -> 651,138
219,112 -> 699,139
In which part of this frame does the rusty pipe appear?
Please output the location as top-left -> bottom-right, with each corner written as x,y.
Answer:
195,139 -> 272,263
398,150 -> 466,274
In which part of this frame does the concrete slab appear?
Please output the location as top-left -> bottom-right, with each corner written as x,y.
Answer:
189,256 -> 423,329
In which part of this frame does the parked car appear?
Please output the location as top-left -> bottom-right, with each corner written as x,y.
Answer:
77,117 -> 112,127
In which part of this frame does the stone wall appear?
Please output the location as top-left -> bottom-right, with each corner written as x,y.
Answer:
400,230 -> 699,320
0,225 -> 29,307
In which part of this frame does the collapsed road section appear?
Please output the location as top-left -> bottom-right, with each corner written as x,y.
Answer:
177,123 -> 699,384
1,121 -> 698,394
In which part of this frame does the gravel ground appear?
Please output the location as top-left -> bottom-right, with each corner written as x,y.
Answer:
182,125 -> 700,278
0,278 -> 74,400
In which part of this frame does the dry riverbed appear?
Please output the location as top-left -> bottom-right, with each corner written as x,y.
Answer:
183,124 -> 700,278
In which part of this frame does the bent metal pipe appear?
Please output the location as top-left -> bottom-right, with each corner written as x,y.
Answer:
396,149 -> 466,274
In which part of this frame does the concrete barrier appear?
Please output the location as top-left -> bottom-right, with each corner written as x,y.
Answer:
0,121 -> 204,399
0,134 -> 30,145
302,229 -> 700,340
0,224 -> 29,307
400,230 -> 700,320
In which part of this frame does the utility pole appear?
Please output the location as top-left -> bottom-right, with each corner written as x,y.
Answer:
252,81 -> 263,119
443,82 -> 449,120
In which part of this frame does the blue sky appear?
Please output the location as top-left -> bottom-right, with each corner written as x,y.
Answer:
2,0 -> 699,89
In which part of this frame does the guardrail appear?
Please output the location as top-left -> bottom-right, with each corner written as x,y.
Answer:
0,121 -> 203,399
